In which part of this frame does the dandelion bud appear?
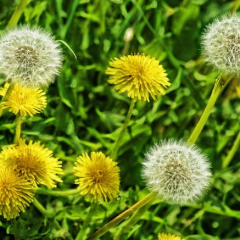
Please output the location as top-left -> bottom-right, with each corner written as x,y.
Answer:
0,26 -> 62,87
124,27 -> 134,42
202,13 -> 240,77
142,140 -> 212,205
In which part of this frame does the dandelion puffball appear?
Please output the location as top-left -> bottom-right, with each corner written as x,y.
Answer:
202,13 -> 240,77
142,140 -> 212,205
106,54 -> 170,102
0,26 -> 62,87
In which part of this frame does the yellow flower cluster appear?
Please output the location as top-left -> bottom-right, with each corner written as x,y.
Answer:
0,52 -> 169,226
0,26 -> 63,221
0,139 -> 63,220
71,53 -> 170,203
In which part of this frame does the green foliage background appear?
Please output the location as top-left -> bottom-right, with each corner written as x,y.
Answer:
0,0 -> 240,239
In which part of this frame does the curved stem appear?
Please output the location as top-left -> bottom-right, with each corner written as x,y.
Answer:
33,198 -> 52,218
87,191 -> 157,240
0,83 -> 15,117
7,0 -> 30,28
185,202 -> 240,219
14,114 -> 21,144
111,98 -> 135,160
222,127 -> 240,169
76,202 -> 97,240
230,0 -> 240,13
188,75 -> 232,144
35,188 -> 81,197
114,197 -> 155,240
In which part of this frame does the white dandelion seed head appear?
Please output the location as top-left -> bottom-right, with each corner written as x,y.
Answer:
0,25 -> 62,87
142,139 -> 212,205
202,13 -> 240,77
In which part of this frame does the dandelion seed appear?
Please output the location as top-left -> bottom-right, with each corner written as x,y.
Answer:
142,140 -> 212,204
0,166 -> 34,220
106,54 -> 170,102
0,82 -> 47,116
202,13 -> 240,77
0,139 -> 63,188
158,233 -> 184,240
74,152 -> 120,203
0,25 -> 62,87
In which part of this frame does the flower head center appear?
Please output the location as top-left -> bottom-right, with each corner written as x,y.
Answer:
0,181 -> 12,190
164,160 -> 190,185
15,149 -> 45,174
133,65 -> 147,81
15,46 -> 39,68
93,169 -> 104,183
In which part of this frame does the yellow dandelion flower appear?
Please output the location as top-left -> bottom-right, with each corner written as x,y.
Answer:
74,152 -> 120,203
0,82 -> 47,116
158,233 -> 184,240
0,139 -> 63,188
106,54 -> 170,102
0,166 -> 34,220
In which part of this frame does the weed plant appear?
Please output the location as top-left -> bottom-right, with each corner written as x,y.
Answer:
0,0 -> 240,240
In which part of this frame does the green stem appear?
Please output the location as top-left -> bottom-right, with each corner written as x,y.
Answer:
0,83 -> 15,117
87,191 -> 157,240
33,198 -> 52,218
7,0 -> 30,28
114,197 -> 155,240
35,188 -> 81,197
111,98 -> 135,160
76,202 -> 97,240
185,202 -> 240,219
53,219 -> 62,230
187,75 -> 232,144
230,0 -> 240,13
14,114 -> 21,144
222,127 -> 240,169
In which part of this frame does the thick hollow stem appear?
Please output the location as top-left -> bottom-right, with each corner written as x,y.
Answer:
187,75 -> 232,144
35,188 -> 81,197
33,198 -> 52,218
111,98 -> 135,160
76,202 -> 97,240
230,0 -> 240,13
14,114 -> 21,144
114,197 -> 155,240
7,0 -> 30,28
87,191 -> 157,240
222,128 -> 240,169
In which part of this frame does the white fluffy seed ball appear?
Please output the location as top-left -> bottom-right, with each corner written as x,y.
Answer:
0,26 -> 62,87
202,13 -> 240,77
142,140 -> 212,205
